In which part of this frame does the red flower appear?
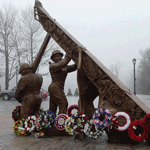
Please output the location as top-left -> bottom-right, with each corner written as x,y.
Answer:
128,120 -> 149,142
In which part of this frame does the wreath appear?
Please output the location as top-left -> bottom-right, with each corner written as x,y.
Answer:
55,114 -> 68,130
35,117 -> 42,131
83,119 -> 104,139
39,110 -> 55,129
12,105 -> 21,122
14,119 -> 29,136
24,115 -> 37,133
69,112 -> 88,134
93,108 -> 112,130
128,120 -> 149,142
33,131 -> 45,138
65,117 -> 78,135
112,111 -> 131,132
67,104 -> 78,117
144,114 -> 150,132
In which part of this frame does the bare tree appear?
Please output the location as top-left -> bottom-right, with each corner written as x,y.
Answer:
16,5 -> 59,75
137,48 -> 150,94
17,5 -> 44,65
109,60 -> 124,80
0,3 -> 17,89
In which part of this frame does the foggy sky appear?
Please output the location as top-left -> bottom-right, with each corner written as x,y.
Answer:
0,0 -> 150,94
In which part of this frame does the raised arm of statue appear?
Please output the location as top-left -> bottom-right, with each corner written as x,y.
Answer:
67,64 -> 77,73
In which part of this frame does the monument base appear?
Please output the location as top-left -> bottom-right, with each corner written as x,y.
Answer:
45,126 -> 71,136
105,128 -> 139,144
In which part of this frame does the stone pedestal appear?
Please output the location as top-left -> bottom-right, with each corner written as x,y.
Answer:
105,128 -> 139,144
45,126 -> 71,136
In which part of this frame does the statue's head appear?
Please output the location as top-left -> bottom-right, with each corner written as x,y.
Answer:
50,50 -> 63,62
19,63 -> 32,75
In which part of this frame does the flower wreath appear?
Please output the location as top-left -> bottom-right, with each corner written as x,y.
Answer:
24,115 -> 37,133
12,105 -> 21,122
67,104 -> 78,117
128,120 -> 149,142
144,114 -> 150,132
112,111 -> 131,132
65,117 -> 77,135
33,131 -> 45,138
14,119 -> 29,136
35,117 -> 42,131
83,119 -> 104,139
39,110 -> 55,129
69,112 -> 88,134
55,114 -> 68,130
93,108 -> 112,129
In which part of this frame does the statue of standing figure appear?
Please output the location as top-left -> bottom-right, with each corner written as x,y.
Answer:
48,50 -> 77,116
15,63 -> 43,119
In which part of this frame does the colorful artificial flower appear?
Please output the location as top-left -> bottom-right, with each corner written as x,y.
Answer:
55,114 -> 68,130
65,112 -> 88,135
24,115 -> 37,133
38,110 -> 55,129
12,105 -> 21,122
83,119 -> 104,139
33,131 -> 45,138
93,108 -> 112,130
128,120 -> 149,142
112,111 -> 131,132
14,119 -> 29,136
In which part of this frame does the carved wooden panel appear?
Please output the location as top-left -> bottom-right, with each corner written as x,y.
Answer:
34,0 -> 150,121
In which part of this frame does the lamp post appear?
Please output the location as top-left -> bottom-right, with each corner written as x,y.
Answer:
15,66 -> 18,86
132,58 -> 136,95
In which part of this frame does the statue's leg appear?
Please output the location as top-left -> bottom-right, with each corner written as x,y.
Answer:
33,96 -> 42,117
57,93 -> 68,115
49,95 -> 57,116
20,99 -> 31,119
49,89 -> 68,115
20,96 -> 42,119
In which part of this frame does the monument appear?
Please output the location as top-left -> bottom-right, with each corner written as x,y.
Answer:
15,0 -> 150,143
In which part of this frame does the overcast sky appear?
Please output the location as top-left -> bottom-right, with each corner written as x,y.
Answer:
1,0 -> 150,93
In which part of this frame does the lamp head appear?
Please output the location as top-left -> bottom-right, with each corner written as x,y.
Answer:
132,58 -> 136,65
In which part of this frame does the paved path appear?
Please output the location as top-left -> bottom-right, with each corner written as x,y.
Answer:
0,113 -> 150,150
1,95 -> 150,149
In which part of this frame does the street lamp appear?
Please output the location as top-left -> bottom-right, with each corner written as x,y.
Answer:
15,66 -> 18,86
132,58 -> 136,95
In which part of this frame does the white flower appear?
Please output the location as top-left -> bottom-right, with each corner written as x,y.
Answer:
82,114 -> 85,117
31,126 -> 35,131
90,131 -> 93,135
71,129 -> 73,132
31,116 -> 36,120
73,125 -> 77,129
89,119 -> 93,124
71,118 -> 74,123
133,126 -> 137,130
18,126 -> 25,131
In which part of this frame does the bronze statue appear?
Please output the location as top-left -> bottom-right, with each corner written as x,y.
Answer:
15,63 -> 43,119
34,0 -> 150,141
49,50 -> 77,115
